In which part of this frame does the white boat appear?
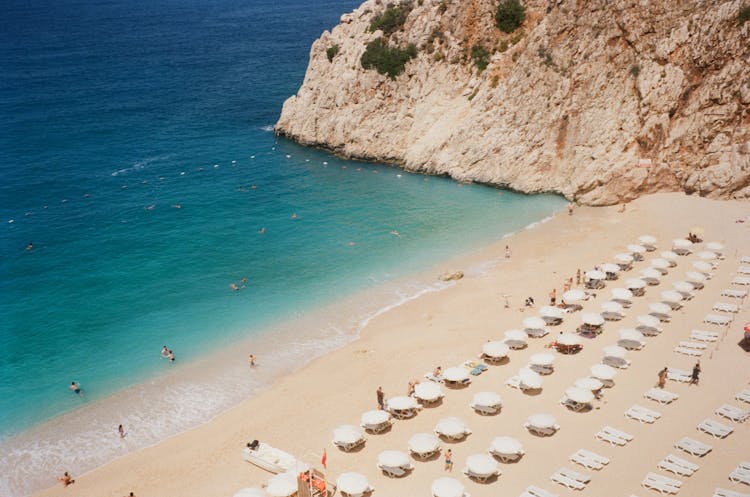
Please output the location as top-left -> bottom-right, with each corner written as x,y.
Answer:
242,442 -> 308,474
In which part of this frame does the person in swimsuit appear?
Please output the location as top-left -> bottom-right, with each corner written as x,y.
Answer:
444,449 -> 453,471
58,472 -> 74,486
69,381 -> 82,395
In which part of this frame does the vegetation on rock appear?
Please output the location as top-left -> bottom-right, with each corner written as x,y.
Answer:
369,2 -> 413,36
471,45 -> 491,72
495,0 -> 526,33
361,37 -> 417,79
740,4 -> 750,24
326,44 -> 340,62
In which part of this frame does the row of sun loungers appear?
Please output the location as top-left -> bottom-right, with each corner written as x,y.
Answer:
625,404 -> 662,424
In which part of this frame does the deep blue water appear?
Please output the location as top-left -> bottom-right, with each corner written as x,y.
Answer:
0,0 -> 564,493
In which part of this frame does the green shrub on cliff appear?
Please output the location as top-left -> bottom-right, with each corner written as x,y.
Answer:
361,37 -> 417,79
740,4 -> 750,24
471,45 -> 491,72
495,0 -> 526,33
369,2 -> 413,36
326,44 -> 340,62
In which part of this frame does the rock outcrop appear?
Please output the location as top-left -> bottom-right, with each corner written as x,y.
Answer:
276,0 -> 750,204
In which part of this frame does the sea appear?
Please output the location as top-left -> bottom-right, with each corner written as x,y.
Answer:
0,0 -> 566,495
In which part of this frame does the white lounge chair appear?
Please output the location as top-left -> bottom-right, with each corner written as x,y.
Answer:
678,341 -> 706,350
551,467 -> 589,490
697,418 -> 734,438
625,404 -> 661,423
716,404 -> 750,422
690,329 -> 719,342
667,368 -> 691,383
520,485 -> 559,497
714,487 -> 750,497
742,256 -> 750,264
595,426 -> 633,446
704,314 -> 732,326
674,346 -> 703,357
729,467 -> 750,485
739,266 -> 750,274
732,276 -> 750,285
736,390 -> 750,404
644,388 -> 679,404
642,472 -> 681,494
658,454 -> 699,477
721,289 -> 747,299
570,449 -> 609,470
675,437 -> 712,456
713,302 -> 739,313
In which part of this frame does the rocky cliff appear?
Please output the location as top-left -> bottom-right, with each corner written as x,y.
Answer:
275,0 -> 750,204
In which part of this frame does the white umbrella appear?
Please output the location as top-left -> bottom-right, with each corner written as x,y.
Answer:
431,477 -> 464,497
660,250 -> 679,262
627,244 -> 647,254
361,410 -> 390,427
408,433 -> 440,454
672,280 -> 694,293
639,235 -> 657,246
649,302 -> 672,315
443,367 -> 470,383
266,473 -> 297,497
464,454 -> 498,476
619,328 -> 644,341
387,396 -> 419,411
565,387 -> 594,404
529,353 -> 555,366
601,263 -> 620,274
640,268 -> 662,280
414,382 -> 443,402
504,329 -> 526,341
660,290 -> 683,303
482,341 -> 509,358
590,363 -> 617,380
435,417 -> 469,438
582,312 -> 605,326
673,238 -> 692,249
706,241 -> 723,252
518,367 -> 543,389
234,489 -> 268,497
651,258 -> 670,270
523,316 -> 546,330
527,413 -> 557,429
333,425 -> 364,446
378,450 -> 410,468
637,315 -> 660,328
472,391 -> 502,408
611,287 -> 633,300
557,333 -> 581,346
603,345 -> 627,358
685,271 -> 707,283
615,253 -> 634,264
490,436 -> 523,455
586,269 -> 606,280
575,377 -> 603,391
540,306 -> 565,319
697,251 -> 717,261
336,472 -> 370,496
626,278 -> 647,289
601,301 -> 624,313
562,289 -> 586,303
692,260 -> 713,273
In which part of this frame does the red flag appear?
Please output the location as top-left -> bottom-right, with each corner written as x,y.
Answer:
321,448 -> 327,469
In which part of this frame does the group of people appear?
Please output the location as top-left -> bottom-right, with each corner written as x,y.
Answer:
160,345 -> 175,362
657,362 -> 701,388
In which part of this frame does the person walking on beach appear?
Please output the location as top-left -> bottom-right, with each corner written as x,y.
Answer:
376,386 -> 385,410
249,354 -> 256,367
549,288 -> 557,306
444,449 -> 453,471
505,245 -> 511,259
657,367 -> 668,388
407,380 -> 416,396
690,361 -> 701,385
568,203 -> 574,215
69,381 -> 82,396
576,269 -> 581,286
118,424 -> 125,439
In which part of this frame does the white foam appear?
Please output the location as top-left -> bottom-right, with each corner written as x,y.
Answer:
260,125 -> 274,132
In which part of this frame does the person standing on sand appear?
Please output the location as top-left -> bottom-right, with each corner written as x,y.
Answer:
549,288 -> 557,306
249,354 -> 256,366
657,367 -> 668,388
444,448 -> 453,471
576,269 -> 581,286
567,203 -> 574,215
690,361 -> 701,385
376,386 -> 385,410
118,424 -> 125,439
505,245 -> 511,259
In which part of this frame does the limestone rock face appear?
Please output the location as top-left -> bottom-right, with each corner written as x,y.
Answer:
276,0 -> 750,205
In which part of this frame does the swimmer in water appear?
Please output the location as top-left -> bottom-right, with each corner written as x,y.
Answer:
161,346 -> 169,358
250,185 -> 257,189
145,205 -> 155,211
69,381 -> 82,396
390,230 -> 400,237
168,350 -> 175,362
230,283 -> 239,291
172,204 -> 181,209
259,227 -> 266,234
240,277 -> 248,285
291,213 -> 298,219
26,242 -> 33,250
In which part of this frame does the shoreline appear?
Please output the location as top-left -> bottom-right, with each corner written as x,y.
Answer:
30,192 -> 750,497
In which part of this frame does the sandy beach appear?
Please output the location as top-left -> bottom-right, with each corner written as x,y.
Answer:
33,192 -> 749,497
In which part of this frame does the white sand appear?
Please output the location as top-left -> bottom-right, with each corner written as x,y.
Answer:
33,193 -> 750,497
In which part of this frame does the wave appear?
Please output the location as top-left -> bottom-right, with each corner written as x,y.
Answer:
260,125 -> 274,132
111,155 -> 168,177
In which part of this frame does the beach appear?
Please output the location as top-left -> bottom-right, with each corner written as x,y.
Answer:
30,192 -> 749,497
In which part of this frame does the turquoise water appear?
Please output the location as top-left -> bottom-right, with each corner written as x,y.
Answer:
0,0 -> 566,494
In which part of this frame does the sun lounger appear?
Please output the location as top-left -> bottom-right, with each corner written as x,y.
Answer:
675,437 -> 712,456
463,360 -> 488,375
667,368 -> 692,383
678,341 -> 706,350
520,485 -> 559,497
722,289 -> 748,299
560,397 -> 590,413
674,346 -> 703,357
729,467 -> 750,485
697,418 -> 734,438
715,404 -> 750,422
739,462 -> 750,471
713,302 -> 739,313
736,390 -> 750,404
732,276 -> 750,285
506,375 -> 522,389
551,467 -> 590,490
739,266 -> 750,274
424,373 -> 444,383
743,256 -> 750,264
704,314 -> 732,326
658,454 -> 699,477
642,472 -> 681,494
644,388 -> 679,404
714,487 -> 750,497
690,329 -> 719,342
595,426 -> 632,446
625,404 -> 661,423
570,449 -> 609,471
